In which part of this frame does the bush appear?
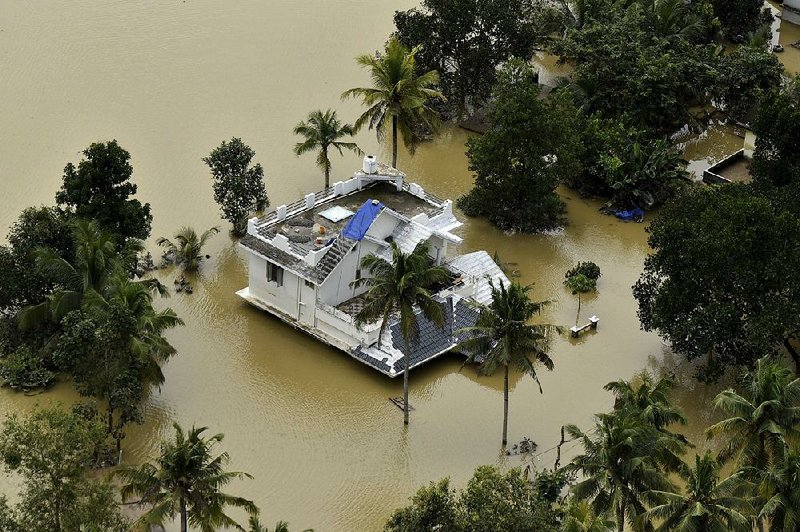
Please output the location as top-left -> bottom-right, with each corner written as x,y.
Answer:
565,261 -> 601,282
0,347 -> 56,390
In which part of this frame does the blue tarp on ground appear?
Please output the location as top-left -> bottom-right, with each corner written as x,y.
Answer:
614,207 -> 645,221
341,199 -> 383,240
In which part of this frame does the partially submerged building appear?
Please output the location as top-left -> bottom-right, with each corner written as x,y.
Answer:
237,157 -> 508,377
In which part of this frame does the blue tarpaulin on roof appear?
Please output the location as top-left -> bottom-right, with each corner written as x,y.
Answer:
341,199 -> 383,240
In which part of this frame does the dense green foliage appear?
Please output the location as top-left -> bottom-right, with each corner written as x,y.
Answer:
634,184 -> 800,381
751,77 -> 800,189
0,407 -> 128,532
456,280 -> 556,444
709,0 -> 769,39
56,140 -> 152,242
555,1 -> 718,133
715,45 -> 784,124
393,0 -> 542,116
352,239 -> 449,425
458,60 -> 581,232
343,37 -> 444,168
385,466 -> 560,532
204,137 -> 269,236
293,109 -> 361,188
116,423 -> 256,532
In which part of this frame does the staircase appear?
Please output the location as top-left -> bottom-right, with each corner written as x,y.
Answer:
317,236 -> 357,280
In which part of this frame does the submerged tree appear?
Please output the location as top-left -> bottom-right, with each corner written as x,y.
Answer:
204,138 -> 269,236
0,406 -> 128,532
751,76 -> 800,189
56,140 -> 152,241
293,109 -> 361,188
457,59 -> 582,232
634,184 -> 800,380
352,239 -> 449,425
564,274 -> 595,328
157,226 -> 220,272
342,37 -> 445,168
393,0 -> 542,115
116,423 -> 256,532
456,280 -> 556,445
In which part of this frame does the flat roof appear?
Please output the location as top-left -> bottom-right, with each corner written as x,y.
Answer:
260,182 -> 444,256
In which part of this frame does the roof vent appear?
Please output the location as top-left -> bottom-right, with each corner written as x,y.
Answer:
362,155 -> 378,174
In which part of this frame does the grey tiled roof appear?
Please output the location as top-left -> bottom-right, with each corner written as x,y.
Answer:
239,234 -> 326,284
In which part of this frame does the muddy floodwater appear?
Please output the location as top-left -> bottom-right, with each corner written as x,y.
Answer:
0,2 -> 797,530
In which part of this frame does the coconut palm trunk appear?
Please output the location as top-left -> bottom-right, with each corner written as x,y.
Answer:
323,146 -> 330,188
616,499 -> 625,532
502,365 -> 509,445
392,115 -> 398,168
180,497 -> 187,532
575,292 -> 582,327
403,335 -> 410,425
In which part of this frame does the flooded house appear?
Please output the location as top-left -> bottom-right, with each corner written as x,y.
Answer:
237,157 -> 508,377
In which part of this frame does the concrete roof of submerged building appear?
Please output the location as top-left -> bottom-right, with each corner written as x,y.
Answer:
238,168 -> 458,285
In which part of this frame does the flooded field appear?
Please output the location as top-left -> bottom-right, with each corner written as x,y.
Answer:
0,2 -> 797,530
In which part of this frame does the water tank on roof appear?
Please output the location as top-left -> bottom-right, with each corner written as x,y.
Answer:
362,155 -> 378,174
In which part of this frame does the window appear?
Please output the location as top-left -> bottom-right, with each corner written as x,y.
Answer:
304,279 -> 314,288
266,262 -> 284,287
355,269 -> 362,280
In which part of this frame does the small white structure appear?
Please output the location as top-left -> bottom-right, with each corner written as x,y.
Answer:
237,159 -> 508,377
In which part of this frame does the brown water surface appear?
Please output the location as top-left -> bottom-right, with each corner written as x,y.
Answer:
0,2 -> 748,530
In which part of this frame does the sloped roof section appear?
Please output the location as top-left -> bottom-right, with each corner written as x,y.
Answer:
447,251 -> 510,305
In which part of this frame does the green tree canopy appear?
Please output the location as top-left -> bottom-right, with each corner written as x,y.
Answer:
458,59 -> 582,232
204,138 -> 269,236
633,184 -> 800,380
393,0 -> 542,116
715,45 -> 784,124
56,140 -> 152,241
385,465 -> 559,532
157,226 -> 220,272
0,406 -> 127,532
751,76 -> 800,189
709,0 -> 770,38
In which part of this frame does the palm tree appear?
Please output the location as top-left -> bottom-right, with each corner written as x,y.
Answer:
456,280 -> 557,445
342,37 -> 445,168
157,226 -> 220,272
566,413 -> 677,532
562,498 -> 615,532
351,239 -> 449,425
117,423 -> 256,532
604,372 -> 686,432
749,449 -> 800,531
18,219 -> 120,327
293,109 -> 362,188
247,513 -> 313,532
641,452 -> 752,532
705,357 -> 800,469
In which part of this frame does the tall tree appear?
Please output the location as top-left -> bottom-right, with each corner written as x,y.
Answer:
116,423 -> 256,532
393,0 -> 541,115
342,37 -> 444,168
457,59 -> 583,232
566,414 -> 677,531
204,138 -> 269,236
56,140 -> 152,241
749,449 -> 800,531
0,407 -> 128,532
705,358 -> 800,469
604,372 -> 686,432
352,239 -> 449,425
641,452 -> 752,532
157,226 -> 220,272
714,45 -> 784,125
456,280 -> 556,445
293,109 -> 362,188
633,184 -> 800,380
751,76 -> 800,189
709,0 -> 769,38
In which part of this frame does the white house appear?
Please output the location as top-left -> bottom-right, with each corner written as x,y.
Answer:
784,0 -> 800,24
237,157 -> 508,377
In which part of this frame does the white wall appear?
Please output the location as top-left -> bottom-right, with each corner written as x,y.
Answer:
247,254 -> 301,317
